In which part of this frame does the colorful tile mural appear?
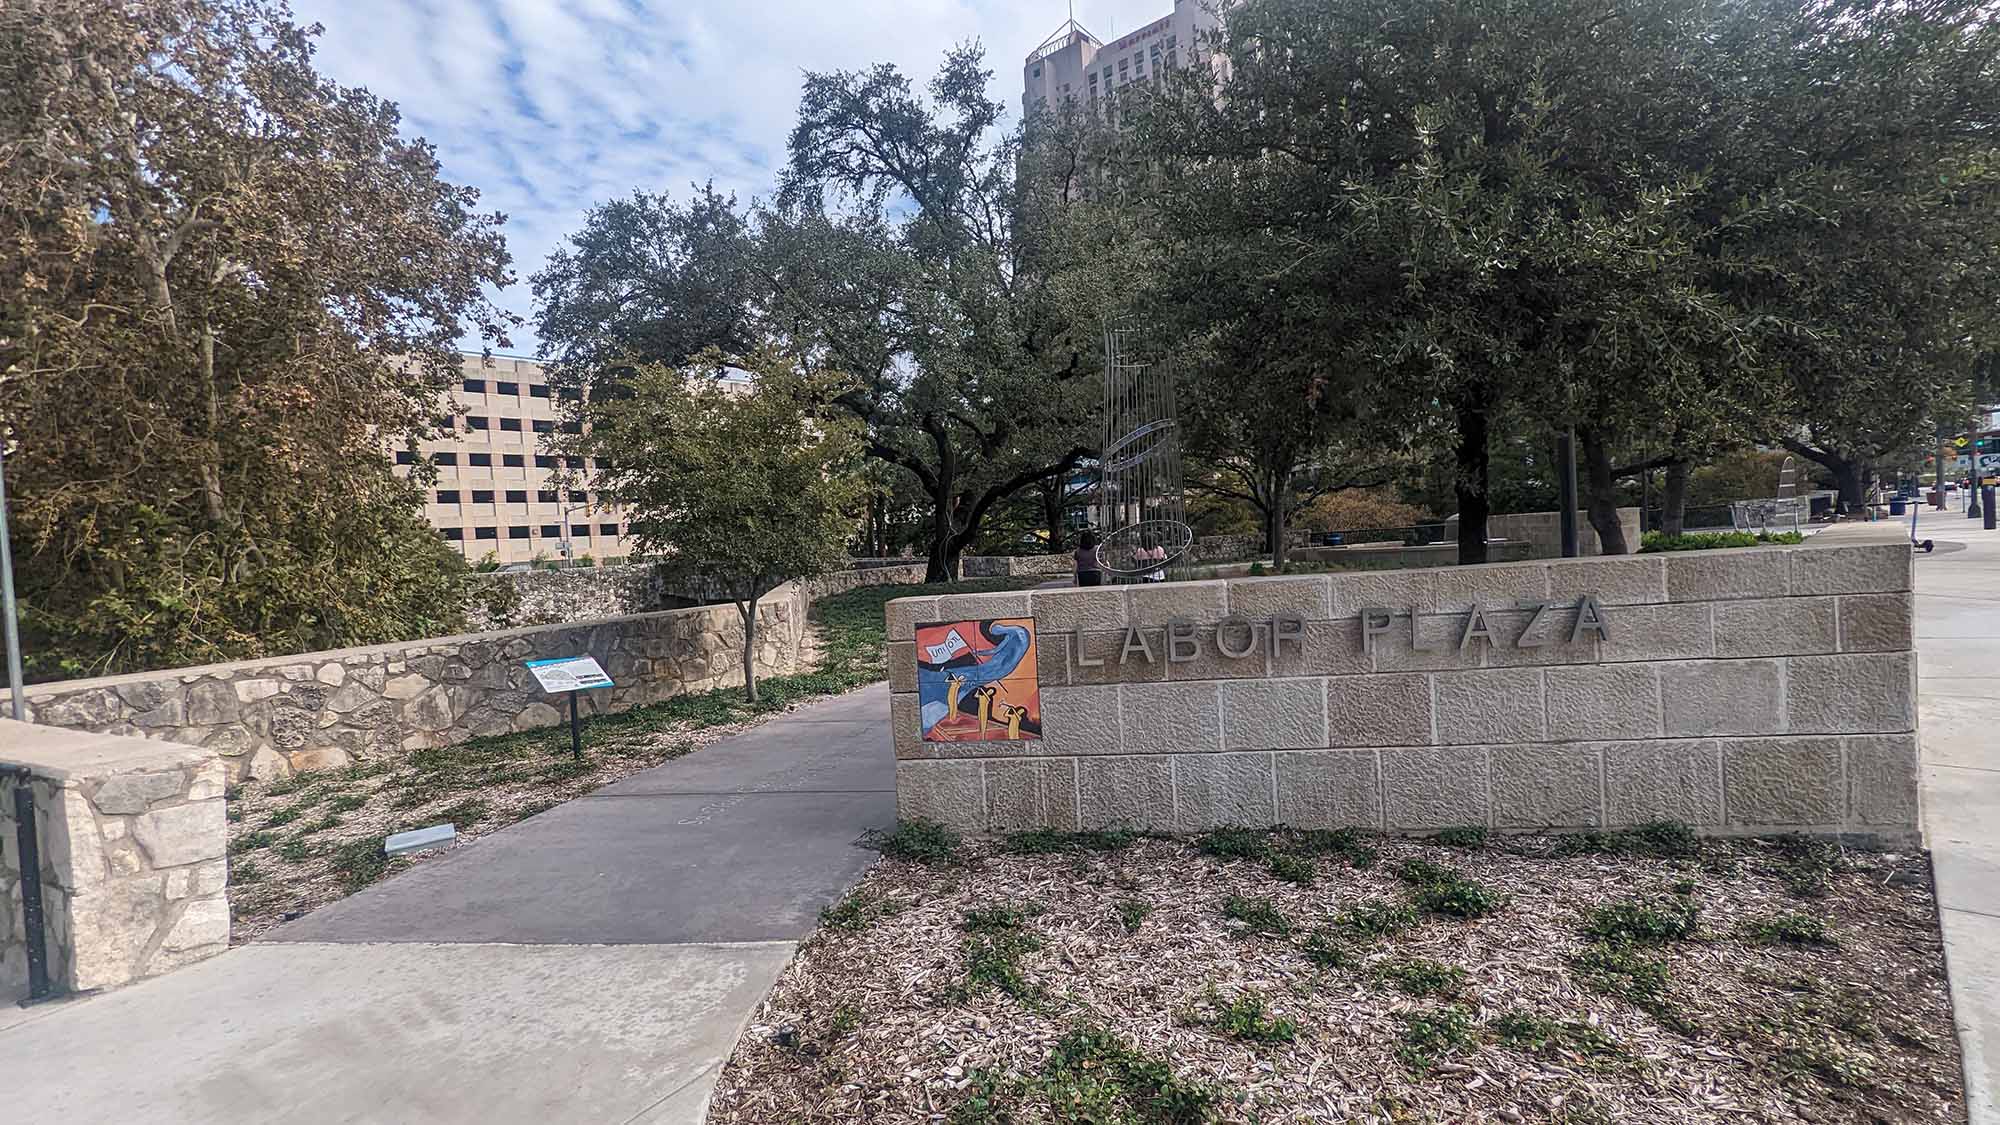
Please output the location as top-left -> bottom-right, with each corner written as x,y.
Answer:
916,618 -> 1043,742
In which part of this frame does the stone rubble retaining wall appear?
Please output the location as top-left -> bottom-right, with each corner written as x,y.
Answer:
2,723 -> 229,1003
22,592 -> 805,783
888,530 -> 1918,842
17,564 -> 928,784
959,555 -> 1076,579
468,560 -> 929,630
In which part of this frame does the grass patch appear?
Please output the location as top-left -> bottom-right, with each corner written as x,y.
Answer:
1380,957 -> 1466,998
1744,911 -> 1836,947
231,859 -> 264,884
1221,895 -> 1291,937
263,774 -> 309,797
1582,897 -> 1701,945
1396,1006 -> 1477,1074
1430,825 -> 1488,849
1279,827 -> 1378,867
1005,827 -> 1138,854
1398,859 -> 1506,919
868,819 -> 961,865
1552,821 -> 1701,859
1116,898 -> 1152,934
1196,825 -> 1271,860
1267,853 -> 1316,885
275,839 -> 313,863
1186,988 -> 1297,1044
1572,942 -> 1700,1035
326,792 -> 369,814
263,807 -> 303,828
1338,899 -> 1419,939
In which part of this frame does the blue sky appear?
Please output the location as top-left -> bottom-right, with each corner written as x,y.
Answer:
289,0 -> 1174,354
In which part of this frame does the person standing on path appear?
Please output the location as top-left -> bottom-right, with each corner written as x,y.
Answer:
1074,530 -> 1103,587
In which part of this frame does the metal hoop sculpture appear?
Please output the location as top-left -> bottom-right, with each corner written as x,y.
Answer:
1098,323 -> 1190,582
1096,518 -> 1196,578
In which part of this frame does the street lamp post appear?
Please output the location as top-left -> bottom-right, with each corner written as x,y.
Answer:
0,441 -> 24,721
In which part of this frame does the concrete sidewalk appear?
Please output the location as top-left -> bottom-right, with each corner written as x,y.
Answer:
1910,507 -> 2000,1122
0,683 -> 897,1124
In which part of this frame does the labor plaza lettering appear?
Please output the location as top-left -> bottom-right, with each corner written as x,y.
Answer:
1075,595 -> 1612,667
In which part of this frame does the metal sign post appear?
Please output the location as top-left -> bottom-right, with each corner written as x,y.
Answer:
524,656 -> 614,760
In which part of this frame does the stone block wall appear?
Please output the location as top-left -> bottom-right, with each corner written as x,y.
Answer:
1479,509 -> 1644,559
960,555 -> 1075,579
2,724 -> 228,1002
889,536 -> 1918,842
468,560 -> 928,630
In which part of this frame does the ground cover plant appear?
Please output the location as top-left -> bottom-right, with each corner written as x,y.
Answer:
709,828 -> 1959,1124
221,578 -> 1036,939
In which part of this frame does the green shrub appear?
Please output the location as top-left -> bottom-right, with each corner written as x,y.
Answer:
1571,942 -> 1699,1035
1338,899 -> 1419,938
1380,957 -> 1466,998
1582,897 -> 1701,945
1116,898 -> 1152,934
1552,820 -> 1700,858
1744,912 -> 1836,947
328,837 -> 390,890
1221,895 -> 1292,936
1396,1006 -> 1477,1074
1193,990 -> 1296,1044
1302,929 -> 1350,969
1196,825 -> 1271,860
1399,860 -> 1506,919
1430,825 -> 1488,849
1267,853 -> 1316,885
1282,826 -> 1378,867
1005,827 -> 1137,854
960,906 -> 1041,1000
869,819 -> 962,865
1041,1025 -> 1214,1125
1638,530 -> 1805,552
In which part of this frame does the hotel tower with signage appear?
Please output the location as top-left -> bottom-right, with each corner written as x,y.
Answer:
1022,1 -> 1226,117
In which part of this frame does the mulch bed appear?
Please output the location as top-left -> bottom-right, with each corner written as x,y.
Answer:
708,830 -> 1962,1125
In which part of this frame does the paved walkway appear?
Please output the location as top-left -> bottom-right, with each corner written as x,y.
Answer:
0,683 -> 897,1124
1912,507 -> 2000,1122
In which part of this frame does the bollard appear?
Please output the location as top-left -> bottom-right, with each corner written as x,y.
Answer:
1986,487 -> 1996,531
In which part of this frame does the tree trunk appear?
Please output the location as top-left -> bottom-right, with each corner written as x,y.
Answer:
1662,459 -> 1691,537
1271,498 -> 1290,571
737,597 -> 760,704
1830,457 -> 1868,511
1578,427 -> 1629,555
1040,479 -> 1066,553
925,482 -> 958,582
1454,394 -> 1491,565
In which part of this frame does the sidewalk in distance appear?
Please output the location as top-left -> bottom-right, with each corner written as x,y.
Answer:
1911,508 -> 2000,1123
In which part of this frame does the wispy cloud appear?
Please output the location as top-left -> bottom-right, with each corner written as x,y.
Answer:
290,0 -> 1174,352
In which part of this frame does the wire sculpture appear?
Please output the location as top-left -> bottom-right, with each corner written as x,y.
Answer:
1096,323 -> 1192,582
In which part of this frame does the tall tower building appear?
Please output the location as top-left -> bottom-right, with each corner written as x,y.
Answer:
1022,1 -> 1225,117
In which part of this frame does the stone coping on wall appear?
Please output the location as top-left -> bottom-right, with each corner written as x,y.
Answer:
1,721 -> 230,1000
888,536 -> 1918,842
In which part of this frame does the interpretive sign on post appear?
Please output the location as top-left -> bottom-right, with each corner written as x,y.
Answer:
525,656 -> 615,758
